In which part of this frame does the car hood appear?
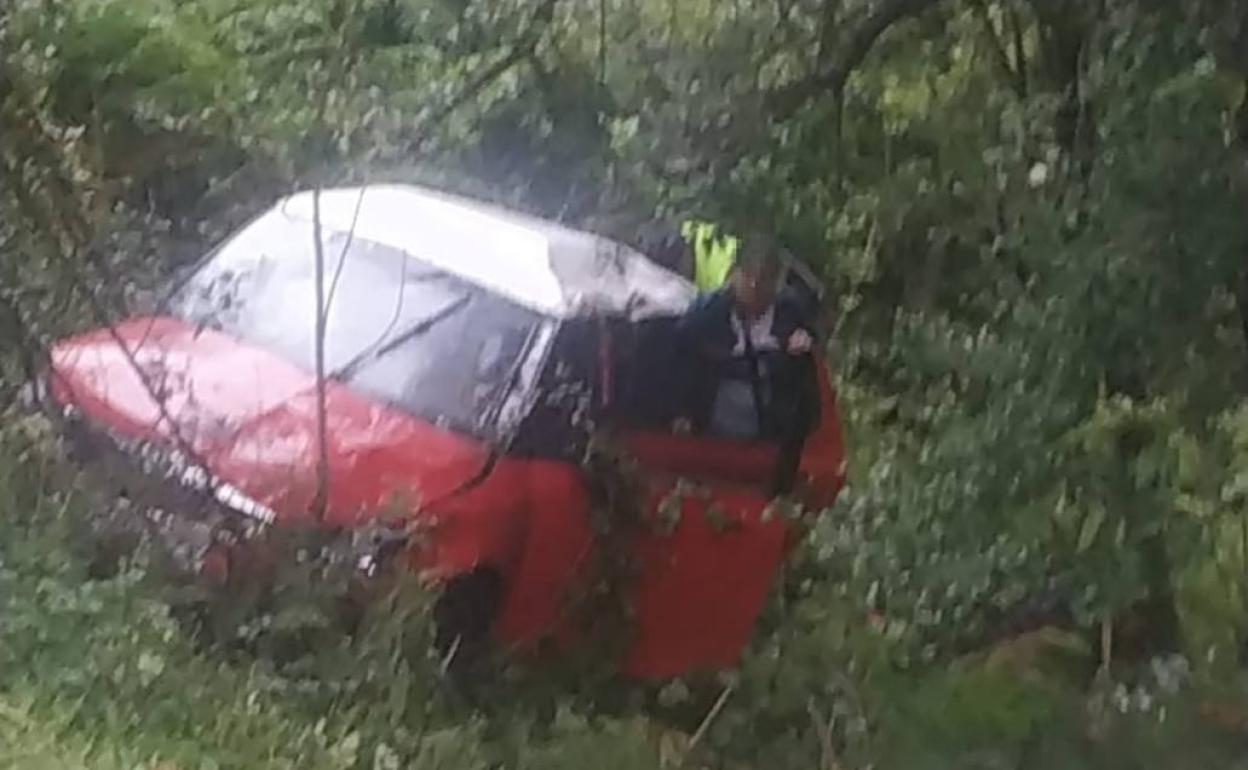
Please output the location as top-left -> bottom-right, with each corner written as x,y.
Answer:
48,316 -> 492,526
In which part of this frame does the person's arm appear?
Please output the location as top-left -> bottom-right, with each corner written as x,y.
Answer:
773,289 -> 819,354
781,292 -> 823,423
768,294 -> 823,496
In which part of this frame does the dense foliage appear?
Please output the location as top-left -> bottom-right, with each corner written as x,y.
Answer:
6,0 -> 1248,766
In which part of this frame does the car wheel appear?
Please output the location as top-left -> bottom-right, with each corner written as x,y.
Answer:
433,568 -> 502,690
77,500 -> 146,580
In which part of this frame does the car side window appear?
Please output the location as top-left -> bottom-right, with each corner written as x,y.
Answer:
510,323 -> 595,459
607,317 -> 695,430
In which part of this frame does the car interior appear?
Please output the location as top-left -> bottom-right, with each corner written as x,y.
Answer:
603,317 -> 784,490
512,258 -> 830,493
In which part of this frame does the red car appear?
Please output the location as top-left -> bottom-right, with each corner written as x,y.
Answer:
46,185 -> 846,679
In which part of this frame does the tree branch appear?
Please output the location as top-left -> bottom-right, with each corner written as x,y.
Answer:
969,0 -> 1026,98
1007,0 -> 1029,97
418,0 -> 559,131
765,0 -> 941,121
310,185 -> 331,521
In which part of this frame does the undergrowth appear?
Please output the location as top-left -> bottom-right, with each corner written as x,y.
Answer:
3,413 -> 1248,769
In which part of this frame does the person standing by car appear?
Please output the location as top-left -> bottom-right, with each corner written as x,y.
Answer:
675,233 -> 821,496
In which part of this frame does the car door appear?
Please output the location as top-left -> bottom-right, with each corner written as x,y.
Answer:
613,388 -> 839,677
617,434 -> 788,678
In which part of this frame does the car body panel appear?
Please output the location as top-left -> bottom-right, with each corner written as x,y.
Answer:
624,477 -> 786,678
49,317 -> 493,528
613,351 -> 845,678
273,185 -> 696,320
491,461 -> 595,649
50,316 -> 598,646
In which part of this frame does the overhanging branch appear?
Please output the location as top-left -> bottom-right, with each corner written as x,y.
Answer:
418,0 -> 559,131
765,0 -> 941,121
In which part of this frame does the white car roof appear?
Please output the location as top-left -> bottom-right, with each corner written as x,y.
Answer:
277,184 -> 696,320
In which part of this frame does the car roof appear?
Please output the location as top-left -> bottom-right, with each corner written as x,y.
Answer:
277,184 -> 696,320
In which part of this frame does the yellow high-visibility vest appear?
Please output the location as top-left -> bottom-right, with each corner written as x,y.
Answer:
681,220 -> 738,291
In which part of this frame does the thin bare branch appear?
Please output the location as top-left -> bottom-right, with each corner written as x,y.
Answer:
310,184 -> 331,522
685,682 -> 735,762
1006,0 -> 1029,97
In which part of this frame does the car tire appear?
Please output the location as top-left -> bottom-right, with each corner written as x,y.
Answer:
77,501 -> 146,580
432,568 -> 502,691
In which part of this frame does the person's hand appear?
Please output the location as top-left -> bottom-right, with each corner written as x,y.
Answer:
786,328 -> 813,355
671,417 -> 693,435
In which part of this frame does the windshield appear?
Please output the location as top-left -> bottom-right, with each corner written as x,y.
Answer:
170,209 -> 545,439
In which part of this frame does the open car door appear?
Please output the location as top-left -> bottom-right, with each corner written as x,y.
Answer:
615,349 -> 846,678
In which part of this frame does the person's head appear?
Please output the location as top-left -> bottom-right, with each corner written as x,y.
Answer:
728,232 -> 784,319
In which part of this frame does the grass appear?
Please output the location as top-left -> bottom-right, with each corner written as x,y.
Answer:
0,695 -> 133,770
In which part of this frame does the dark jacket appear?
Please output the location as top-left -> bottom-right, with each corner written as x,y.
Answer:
675,286 -> 821,493
677,287 -> 812,362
